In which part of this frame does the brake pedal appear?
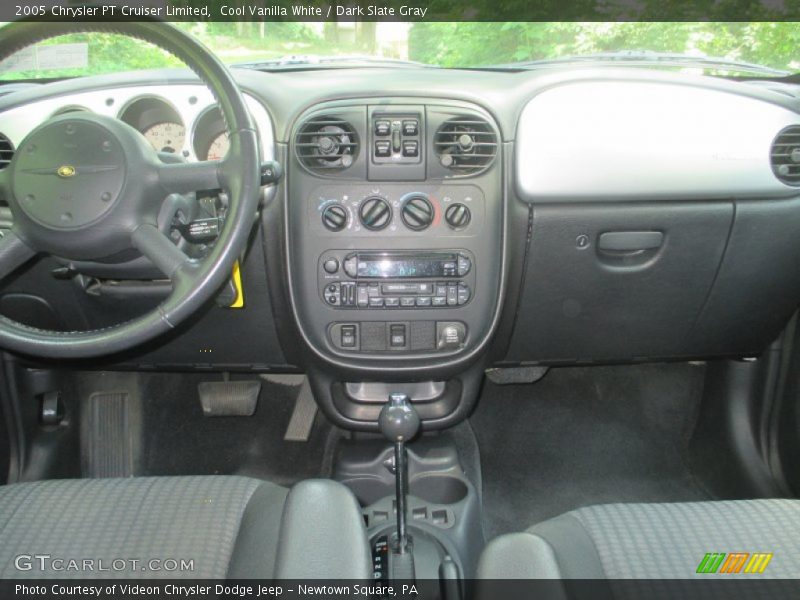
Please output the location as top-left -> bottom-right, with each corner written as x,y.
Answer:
198,379 -> 261,417
284,378 -> 318,442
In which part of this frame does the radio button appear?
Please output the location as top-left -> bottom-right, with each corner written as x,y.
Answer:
343,254 -> 358,278
457,282 -> 470,305
432,296 -> 447,307
323,258 -> 339,274
418,282 -> 434,294
369,297 -> 385,308
447,284 -> 458,306
384,297 -> 400,308
400,297 -> 416,307
368,284 -> 381,297
416,296 -> 432,307
435,282 -> 447,297
457,255 -> 471,276
357,285 -> 369,307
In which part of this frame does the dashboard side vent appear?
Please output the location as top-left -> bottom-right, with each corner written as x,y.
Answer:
0,134 -> 14,170
771,125 -> 800,186
295,115 -> 359,173
434,116 -> 497,175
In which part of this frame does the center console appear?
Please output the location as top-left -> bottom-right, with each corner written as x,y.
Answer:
285,98 -> 504,432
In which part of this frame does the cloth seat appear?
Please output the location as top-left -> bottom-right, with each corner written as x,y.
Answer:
0,475 -> 371,579
477,499 -> 800,596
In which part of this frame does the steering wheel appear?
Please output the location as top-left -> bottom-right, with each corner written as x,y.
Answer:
0,21 -> 262,358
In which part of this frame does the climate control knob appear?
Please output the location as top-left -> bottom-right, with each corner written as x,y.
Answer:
359,196 -> 392,231
321,204 -> 348,232
401,195 -> 434,231
445,203 -> 471,230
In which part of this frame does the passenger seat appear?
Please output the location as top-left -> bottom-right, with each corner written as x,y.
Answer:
477,499 -> 800,580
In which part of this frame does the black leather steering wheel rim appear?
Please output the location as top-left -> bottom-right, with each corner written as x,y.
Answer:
0,20 -> 262,359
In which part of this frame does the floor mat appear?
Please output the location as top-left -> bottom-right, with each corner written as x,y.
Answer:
471,362 -> 712,539
139,372 -> 336,486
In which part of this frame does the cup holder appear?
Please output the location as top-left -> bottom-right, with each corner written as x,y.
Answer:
409,475 -> 468,505
346,477 -> 393,506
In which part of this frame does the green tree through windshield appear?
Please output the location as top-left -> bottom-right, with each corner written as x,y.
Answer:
2,22 -> 800,79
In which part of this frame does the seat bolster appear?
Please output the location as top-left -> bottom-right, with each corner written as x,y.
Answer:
273,479 -> 371,580
227,481 -> 290,579
476,532 -> 563,579
529,513 -> 607,579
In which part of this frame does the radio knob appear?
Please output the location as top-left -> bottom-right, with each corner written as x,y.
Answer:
321,204 -> 348,232
445,203 -> 471,230
359,196 -> 392,231
401,195 -> 434,231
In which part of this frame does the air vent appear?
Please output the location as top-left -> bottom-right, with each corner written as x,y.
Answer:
295,115 -> 359,173
0,134 -> 14,170
771,126 -> 800,186
434,116 -> 497,175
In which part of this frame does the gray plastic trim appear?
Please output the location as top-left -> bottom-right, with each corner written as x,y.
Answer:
516,80 -> 800,201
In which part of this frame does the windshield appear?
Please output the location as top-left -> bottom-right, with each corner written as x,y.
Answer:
2,22 -> 800,79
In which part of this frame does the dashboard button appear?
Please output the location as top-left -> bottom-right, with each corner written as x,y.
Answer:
437,322 -> 466,350
323,258 -> 339,274
400,296 -> 416,307
357,285 -> 369,307
432,296 -> 447,306
402,140 -> 419,157
416,296 -> 432,307
457,282 -> 470,305
341,325 -> 357,348
402,120 -> 419,136
369,297 -> 384,308
384,297 -> 400,307
447,284 -> 458,306
375,120 -> 391,136
375,140 -> 391,157
457,255 -> 471,276
390,324 -> 406,348
343,255 -> 358,277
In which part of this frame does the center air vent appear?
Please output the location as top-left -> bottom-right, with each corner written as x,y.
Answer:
771,125 -> 800,186
295,115 -> 359,173
434,116 -> 497,176
0,134 -> 14,170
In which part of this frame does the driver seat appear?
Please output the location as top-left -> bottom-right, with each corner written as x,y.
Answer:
0,476 -> 371,579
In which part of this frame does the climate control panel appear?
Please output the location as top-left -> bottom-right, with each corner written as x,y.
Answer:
309,184 -> 483,238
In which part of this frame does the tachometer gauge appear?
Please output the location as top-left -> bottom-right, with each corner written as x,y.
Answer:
142,121 -> 186,153
206,132 -> 230,161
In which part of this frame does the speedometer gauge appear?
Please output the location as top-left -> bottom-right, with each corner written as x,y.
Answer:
206,132 -> 230,161
143,122 -> 186,153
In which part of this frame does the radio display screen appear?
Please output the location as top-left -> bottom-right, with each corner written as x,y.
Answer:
357,253 -> 456,278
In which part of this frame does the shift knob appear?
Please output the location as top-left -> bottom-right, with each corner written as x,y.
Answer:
379,393 -> 421,443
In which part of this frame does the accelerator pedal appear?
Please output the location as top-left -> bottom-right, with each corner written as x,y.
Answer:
198,378 -> 261,417
82,388 -> 141,478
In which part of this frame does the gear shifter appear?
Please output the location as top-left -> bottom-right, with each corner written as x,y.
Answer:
379,393 -> 421,572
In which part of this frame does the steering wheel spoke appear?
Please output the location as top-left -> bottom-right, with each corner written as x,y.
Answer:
0,230 -> 37,281
131,223 -> 194,281
157,159 -> 224,196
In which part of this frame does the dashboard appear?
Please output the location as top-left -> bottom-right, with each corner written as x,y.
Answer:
2,64 -> 800,431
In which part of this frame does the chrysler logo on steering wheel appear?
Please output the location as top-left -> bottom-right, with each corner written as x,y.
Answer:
57,165 -> 76,178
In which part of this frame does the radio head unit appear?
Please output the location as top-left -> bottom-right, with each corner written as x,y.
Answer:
344,251 -> 471,279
